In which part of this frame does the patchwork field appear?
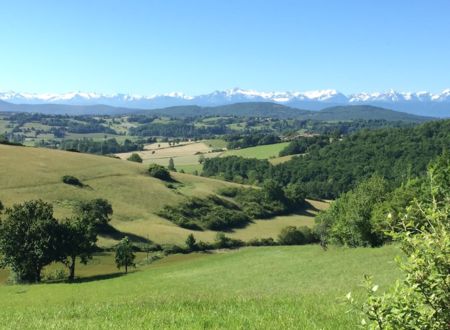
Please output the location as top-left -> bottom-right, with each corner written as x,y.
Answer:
0,144 -> 323,246
220,142 -> 290,159
0,245 -> 401,329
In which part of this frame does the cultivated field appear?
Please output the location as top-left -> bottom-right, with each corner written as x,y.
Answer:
220,142 -> 290,159
0,245 -> 401,329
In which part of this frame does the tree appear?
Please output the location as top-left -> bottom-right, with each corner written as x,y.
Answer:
0,200 -> 62,283
77,199 -> 113,229
0,200 -> 3,213
60,217 -> 97,281
350,155 -> 450,329
198,154 -> 205,164
185,234 -> 197,251
315,176 -> 389,247
115,237 -> 135,273
127,153 -> 143,163
148,164 -> 171,181
168,158 -> 176,171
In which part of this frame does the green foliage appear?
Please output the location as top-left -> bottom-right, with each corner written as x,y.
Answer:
0,200 -> 3,212
279,135 -> 330,157
115,237 -> 136,273
225,133 -> 281,149
159,196 -> 250,231
62,175 -> 83,187
168,157 -> 176,171
350,155 -> 450,329
204,120 -> 450,199
185,234 -> 197,251
0,200 -> 62,283
315,176 -> 389,247
127,153 -> 143,163
278,226 -> 317,245
214,233 -> 245,249
60,216 -> 97,281
60,138 -> 143,155
76,198 -> 113,228
148,163 -> 172,181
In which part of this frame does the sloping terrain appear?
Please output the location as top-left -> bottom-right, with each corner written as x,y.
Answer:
0,145 -> 323,245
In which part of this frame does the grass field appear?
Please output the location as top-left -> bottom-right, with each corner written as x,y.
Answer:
0,245 -> 401,329
0,144 -> 323,246
221,142 -> 290,159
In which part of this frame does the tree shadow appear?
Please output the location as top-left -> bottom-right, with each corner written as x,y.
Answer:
72,272 -> 128,283
98,224 -> 153,244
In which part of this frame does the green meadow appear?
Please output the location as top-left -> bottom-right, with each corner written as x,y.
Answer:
221,142 -> 290,159
0,245 -> 401,329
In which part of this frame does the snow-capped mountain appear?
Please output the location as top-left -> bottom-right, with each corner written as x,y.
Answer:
1,88 -> 449,117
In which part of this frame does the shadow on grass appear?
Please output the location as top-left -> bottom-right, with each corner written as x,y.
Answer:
98,224 -> 153,244
72,272 -> 129,283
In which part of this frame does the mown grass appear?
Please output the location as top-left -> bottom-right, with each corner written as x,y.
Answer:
221,142 -> 290,159
0,245 -> 401,329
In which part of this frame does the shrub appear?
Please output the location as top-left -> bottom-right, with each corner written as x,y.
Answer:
148,164 -> 171,181
278,226 -> 306,245
247,237 -> 277,246
62,175 -> 83,187
214,233 -> 245,249
127,153 -> 143,163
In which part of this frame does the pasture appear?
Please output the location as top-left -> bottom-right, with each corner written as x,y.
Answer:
0,245 -> 401,329
220,142 -> 290,159
0,144 -> 322,246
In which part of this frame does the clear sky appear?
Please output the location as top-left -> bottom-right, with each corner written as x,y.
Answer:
0,0 -> 449,95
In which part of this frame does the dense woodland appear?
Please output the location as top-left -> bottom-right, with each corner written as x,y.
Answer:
203,120 -> 450,198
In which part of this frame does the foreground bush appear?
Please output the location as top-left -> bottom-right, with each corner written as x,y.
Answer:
350,155 -> 450,329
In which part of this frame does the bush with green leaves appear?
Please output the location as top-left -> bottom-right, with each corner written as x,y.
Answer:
148,164 -> 171,181
278,226 -> 318,246
115,237 -> 136,274
62,175 -> 83,187
159,196 -> 250,231
315,175 -> 389,247
348,155 -> 450,329
127,153 -> 143,163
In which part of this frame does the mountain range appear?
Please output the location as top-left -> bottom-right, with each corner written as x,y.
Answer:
0,88 -> 450,117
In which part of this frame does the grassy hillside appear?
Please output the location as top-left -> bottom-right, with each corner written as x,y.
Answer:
0,144 -> 324,246
0,245 -> 400,329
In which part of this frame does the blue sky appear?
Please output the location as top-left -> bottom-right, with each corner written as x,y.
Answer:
0,0 -> 449,95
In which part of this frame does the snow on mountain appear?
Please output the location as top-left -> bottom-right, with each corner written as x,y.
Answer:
0,88 -> 449,117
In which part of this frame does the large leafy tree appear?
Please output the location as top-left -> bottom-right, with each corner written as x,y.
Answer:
0,200 -> 62,283
60,217 -> 97,281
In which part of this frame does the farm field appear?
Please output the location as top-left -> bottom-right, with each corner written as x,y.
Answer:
220,142 -> 290,159
0,245 -> 401,329
0,144 -> 320,246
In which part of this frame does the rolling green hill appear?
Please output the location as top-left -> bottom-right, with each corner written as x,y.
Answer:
0,245 -> 400,329
312,105 -> 430,122
0,144 -> 325,246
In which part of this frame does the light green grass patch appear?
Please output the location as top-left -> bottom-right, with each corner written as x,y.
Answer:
0,245 -> 401,329
222,142 -> 290,159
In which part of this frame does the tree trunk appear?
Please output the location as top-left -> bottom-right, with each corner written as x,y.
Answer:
125,264 -> 128,273
69,256 -> 76,281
